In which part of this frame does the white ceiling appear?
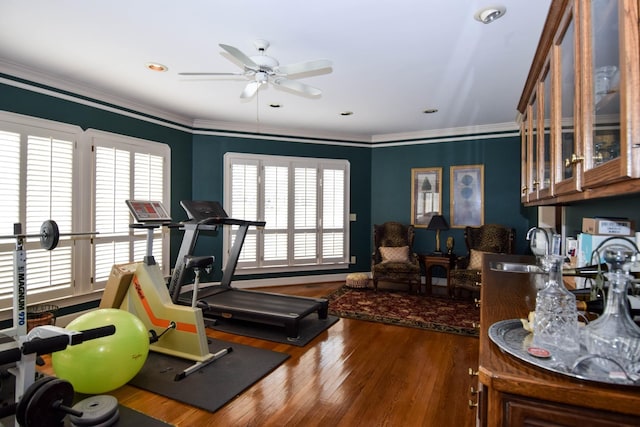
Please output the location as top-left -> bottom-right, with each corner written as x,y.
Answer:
0,0 -> 551,143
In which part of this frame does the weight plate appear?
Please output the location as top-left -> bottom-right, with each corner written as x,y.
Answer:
71,407 -> 119,427
68,395 -> 118,426
15,376 -> 56,426
40,220 -> 59,251
24,378 -> 74,427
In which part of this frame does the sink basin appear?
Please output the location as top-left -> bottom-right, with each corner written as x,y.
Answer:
489,262 -> 544,274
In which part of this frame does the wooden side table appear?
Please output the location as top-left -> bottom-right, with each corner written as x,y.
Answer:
418,253 -> 456,296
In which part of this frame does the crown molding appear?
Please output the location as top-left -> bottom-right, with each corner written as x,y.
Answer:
0,59 -> 194,128
192,118 -> 373,143
370,121 -> 519,143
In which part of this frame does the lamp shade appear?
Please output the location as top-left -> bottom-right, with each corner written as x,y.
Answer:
427,215 -> 449,231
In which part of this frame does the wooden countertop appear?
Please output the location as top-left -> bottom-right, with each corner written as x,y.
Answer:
479,253 -> 640,418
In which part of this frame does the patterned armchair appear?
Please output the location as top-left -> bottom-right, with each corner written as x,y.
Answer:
371,222 -> 421,292
450,224 -> 515,299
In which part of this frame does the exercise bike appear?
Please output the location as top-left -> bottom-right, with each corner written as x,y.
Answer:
0,221 -> 116,426
101,200 -> 230,381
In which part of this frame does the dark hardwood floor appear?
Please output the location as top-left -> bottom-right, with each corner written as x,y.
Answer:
43,282 -> 480,426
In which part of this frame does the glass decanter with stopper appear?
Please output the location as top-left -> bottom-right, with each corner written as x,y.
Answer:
582,247 -> 640,380
532,254 -> 580,356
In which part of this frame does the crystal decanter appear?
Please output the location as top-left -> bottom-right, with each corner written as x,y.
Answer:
532,254 -> 580,355
582,248 -> 640,378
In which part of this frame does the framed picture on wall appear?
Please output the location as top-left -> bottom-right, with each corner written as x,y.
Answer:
450,164 -> 484,228
411,167 -> 442,228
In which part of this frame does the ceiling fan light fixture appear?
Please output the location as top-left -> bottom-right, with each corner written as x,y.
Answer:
474,6 -> 506,24
145,62 -> 168,72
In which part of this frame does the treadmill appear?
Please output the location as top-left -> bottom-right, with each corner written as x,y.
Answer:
168,200 -> 329,340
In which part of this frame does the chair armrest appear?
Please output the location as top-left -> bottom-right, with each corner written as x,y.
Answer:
455,256 -> 470,269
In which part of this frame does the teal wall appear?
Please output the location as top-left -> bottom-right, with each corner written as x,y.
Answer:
371,137 -> 533,255
564,195 -> 640,239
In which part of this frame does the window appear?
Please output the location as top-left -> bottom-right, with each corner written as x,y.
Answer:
224,153 -> 350,272
0,112 -> 170,310
89,130 -> 171,285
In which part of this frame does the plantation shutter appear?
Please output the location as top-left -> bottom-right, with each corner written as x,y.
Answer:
0,131 -> 22,301
321,167 -> 345,261
224,153 -> 349,272
293,166 -> 317,262
263,164 -> 288,264
0,129 -> 75,303
230,161 -> 259,264
25,136 -> 74,293
91,131 -> 169,284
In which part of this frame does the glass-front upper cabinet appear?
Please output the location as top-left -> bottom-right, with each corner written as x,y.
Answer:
518,0 -> 640,206
539,67 -> 552,199
529,97 -> 539,199
521,112 -> 529,203
554,8 -> 580,196
582,0 -> 639,187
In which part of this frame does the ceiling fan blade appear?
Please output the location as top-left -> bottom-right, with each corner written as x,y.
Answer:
272,78 -> 322,96
240,81 -> 262,99
178,72 -> 245,76
276,59 -> 332,75
219,44 -> 259,70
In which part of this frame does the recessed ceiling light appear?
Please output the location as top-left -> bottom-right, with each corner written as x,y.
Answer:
423,108 -> 438,114
474,6 -> 506,24
340,111 -> 353,116
146,62 -> 168,72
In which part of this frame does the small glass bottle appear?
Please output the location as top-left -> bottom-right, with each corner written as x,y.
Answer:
583,248 -> 640,375
533,255 -> 580,354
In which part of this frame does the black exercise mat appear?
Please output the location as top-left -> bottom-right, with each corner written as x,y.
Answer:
1,405 -> 171,427
210,314 -> 339,346
65,406 -> 171,427
128,339 -> 289,413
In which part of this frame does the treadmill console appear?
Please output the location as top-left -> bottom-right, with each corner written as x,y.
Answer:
180,200 -> 228,221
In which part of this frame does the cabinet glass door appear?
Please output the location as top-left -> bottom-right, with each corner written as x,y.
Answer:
530,98 -> 539,199
540,69 -> 552,197
521,116 -> 529,202
590,0 -> 620,168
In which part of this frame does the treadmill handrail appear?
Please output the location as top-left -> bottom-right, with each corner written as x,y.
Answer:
183,217 -> 265,227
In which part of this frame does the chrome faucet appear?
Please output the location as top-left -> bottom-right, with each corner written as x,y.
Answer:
526,226 -> 550,257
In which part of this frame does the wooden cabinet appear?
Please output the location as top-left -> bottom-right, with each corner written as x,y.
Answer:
518,0 -> 640,206
477,253 -> 640,426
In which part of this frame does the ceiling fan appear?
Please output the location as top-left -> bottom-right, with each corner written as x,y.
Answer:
179,39 -> 332,99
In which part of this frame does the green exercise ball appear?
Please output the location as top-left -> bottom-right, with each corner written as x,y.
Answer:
52,308 -> 149,394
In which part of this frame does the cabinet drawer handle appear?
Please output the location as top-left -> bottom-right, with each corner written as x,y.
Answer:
474,298 -> 481,308
468,399 -> 478,408
470,386 -> 478,395
472,322 -> 480,329
469,368 -> 479,376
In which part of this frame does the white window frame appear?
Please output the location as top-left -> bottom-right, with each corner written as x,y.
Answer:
223,152 -> 350,274
0,111 -> 170,312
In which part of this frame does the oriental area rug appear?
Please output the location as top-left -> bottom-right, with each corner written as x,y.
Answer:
327,286 -> 480,337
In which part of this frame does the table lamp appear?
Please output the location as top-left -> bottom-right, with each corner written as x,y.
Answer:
427,215 -> 449,254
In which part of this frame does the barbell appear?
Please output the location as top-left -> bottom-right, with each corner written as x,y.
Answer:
0,220 -> 97,251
